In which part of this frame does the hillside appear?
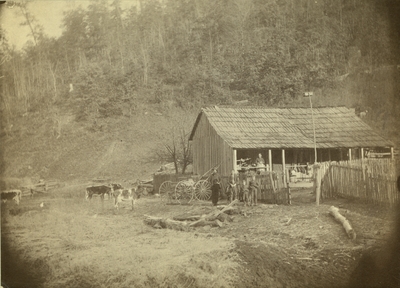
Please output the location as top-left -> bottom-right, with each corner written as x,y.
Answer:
2,70 -> 399,185
1,0 -> 400,183
1,103 -> 197,183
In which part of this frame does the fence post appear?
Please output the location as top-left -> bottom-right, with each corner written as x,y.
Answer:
268,149 -> 272,172
282,149 -> 286,187
315,164 -> 322,205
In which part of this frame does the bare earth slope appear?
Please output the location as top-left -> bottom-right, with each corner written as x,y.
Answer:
1,106 -> 196,184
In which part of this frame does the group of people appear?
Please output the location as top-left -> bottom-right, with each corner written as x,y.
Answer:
210,168 -> 259,207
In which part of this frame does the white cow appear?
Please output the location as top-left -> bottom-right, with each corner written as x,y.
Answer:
113,188 -> 141,210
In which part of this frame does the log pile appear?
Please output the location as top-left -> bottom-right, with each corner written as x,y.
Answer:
144,199 -> 239,231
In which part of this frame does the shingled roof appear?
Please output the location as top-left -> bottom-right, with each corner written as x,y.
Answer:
189,106 -> 393,149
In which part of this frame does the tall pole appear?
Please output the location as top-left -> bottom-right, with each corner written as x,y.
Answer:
305,92 -> 317,163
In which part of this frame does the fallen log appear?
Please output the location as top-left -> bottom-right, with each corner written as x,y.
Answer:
329,206 -> 356,240
189,219 -> 223,228
144,200 -> 239,231
205,199 -> 239,221
143,215 -> 189,231
173,215 -> 202,221
188,200 -> 239,226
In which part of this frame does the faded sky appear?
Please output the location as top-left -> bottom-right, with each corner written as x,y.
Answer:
1,0 -> 137,50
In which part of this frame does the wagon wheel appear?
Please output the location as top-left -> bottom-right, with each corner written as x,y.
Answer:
159,181 -> 174,203
194,180 -> 212,201
175,181 -> 194,204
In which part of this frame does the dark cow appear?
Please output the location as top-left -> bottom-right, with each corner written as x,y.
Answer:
85,185 -> 112,200
113,187 -> 141,210
1,190 -> 22,205
85,183 -> 123,200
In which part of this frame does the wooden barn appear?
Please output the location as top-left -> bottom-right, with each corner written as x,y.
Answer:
189,106 -> 394,178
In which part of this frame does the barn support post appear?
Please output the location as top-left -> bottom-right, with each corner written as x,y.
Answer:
233,149 -> 237,173
391,147 -> 394,159
268,149 -> 272,172
361,148 -> 364,160
315,164 -> 321,206
348,148 -> 352,161
282,149 -> 286,187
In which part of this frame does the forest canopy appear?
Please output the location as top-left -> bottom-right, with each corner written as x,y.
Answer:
1,0 -> 400,139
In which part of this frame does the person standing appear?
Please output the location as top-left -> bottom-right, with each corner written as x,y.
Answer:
249,175 -> 259,206
255,153 -> 265,166
226,170 -> 238,202
211,179 -> 220,206
210,168 -> 220,183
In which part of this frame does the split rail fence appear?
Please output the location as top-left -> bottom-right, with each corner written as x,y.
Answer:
318,159 -> 399,206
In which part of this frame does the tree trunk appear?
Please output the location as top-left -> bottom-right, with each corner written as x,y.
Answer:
329,206 -> 356,240
143,215 -> 189,231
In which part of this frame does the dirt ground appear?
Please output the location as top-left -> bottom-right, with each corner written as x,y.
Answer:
1,184 -> 397,288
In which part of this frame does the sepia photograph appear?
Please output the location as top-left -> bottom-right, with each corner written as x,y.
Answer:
1,0 -> 399,287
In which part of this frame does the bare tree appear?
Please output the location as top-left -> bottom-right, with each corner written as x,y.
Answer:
157,127 -> 192,174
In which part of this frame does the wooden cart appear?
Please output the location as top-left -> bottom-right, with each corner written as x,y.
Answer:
158,165 -> 218,204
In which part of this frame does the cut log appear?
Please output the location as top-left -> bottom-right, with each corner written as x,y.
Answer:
216,213 -> 229,222
173,215 -> 202,221
144,201 -> 239,231
205,199 -> 239,221
329,206 -> 356,240
164,218 -> 189,231
143,215 -> 189,231
189,219 -> 223,228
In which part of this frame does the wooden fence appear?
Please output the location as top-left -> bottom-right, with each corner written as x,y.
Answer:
319,159 -> 399,206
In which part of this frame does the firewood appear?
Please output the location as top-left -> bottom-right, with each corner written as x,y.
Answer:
329,206 -> 356,240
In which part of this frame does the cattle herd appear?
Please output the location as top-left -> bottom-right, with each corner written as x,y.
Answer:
85,183 -> 141,210
1,183 -> 141,211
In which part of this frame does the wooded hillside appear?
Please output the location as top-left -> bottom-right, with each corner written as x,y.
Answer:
1,0 -> 399,181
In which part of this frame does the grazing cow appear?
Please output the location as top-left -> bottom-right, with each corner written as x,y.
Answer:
113,187 -> 141,210
85,185 -> 113,200
109,183 -> 123,199
85,183 -> 123,201
1,190 -> 22,205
